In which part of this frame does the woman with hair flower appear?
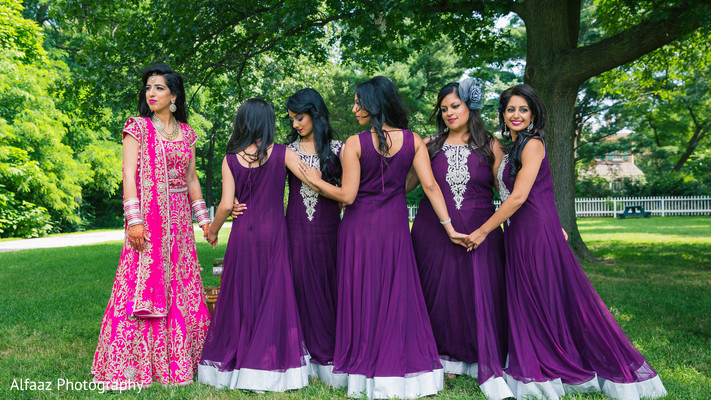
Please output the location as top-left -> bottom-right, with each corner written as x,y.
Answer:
409,77 -> 512,399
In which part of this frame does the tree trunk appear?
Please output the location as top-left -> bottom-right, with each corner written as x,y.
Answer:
521,0 -> 595,261
534,83 -> 596,260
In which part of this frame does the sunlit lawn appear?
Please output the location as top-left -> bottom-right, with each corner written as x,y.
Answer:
0,217 -> 709,399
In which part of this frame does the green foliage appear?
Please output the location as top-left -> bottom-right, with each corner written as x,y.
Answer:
406,185 -> 424,206
592,30 -> 711,185
0,0 -> 45,61
575,177 -> 616,198
6,0 -> 709,240
0,185 -> 53,238
0,35 -> 91,233
619,174 -> 711,197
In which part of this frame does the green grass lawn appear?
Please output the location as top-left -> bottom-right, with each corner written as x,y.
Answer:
0,217 -> 709,399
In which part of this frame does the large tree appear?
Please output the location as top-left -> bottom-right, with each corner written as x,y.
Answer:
395,0 -> 711,258
37,0 -> 711,253
134,0 -> 710,259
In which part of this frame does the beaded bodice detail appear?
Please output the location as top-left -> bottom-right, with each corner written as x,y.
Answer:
497,154 -> 511,225
163,140 -> 191,190
442,142 -> 473,210
288,139 -> 343,221
497,154 -> 510,202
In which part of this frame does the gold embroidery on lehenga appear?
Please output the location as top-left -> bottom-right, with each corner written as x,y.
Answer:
92,118 -> 209,387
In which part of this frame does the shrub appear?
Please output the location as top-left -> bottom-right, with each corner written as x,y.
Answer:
0,187 -> 53,238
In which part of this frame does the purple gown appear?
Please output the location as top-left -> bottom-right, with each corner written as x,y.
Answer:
198,144 -> 310,391
334,130 -> 444,399
286,139 -> 346,387
497,139 -> 666,400
411,141 -> 512,400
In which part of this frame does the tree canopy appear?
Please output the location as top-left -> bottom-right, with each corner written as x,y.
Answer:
2,0 -> 709,248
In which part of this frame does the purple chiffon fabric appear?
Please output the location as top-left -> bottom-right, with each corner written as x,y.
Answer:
286,140 -> 343,367
198,144 -> 308,389
411,142 -> 508,384
499,139 -> 665,398
334,130 -> 442,379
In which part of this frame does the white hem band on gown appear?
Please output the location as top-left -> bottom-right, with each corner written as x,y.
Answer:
440,358 -> 514,400
198,357 -> 310,392
345,369 -> 444,399
503,372 -> 667,400
309,363 -> 348,388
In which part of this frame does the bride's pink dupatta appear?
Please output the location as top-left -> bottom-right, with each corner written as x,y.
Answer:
123,116 -> 171,317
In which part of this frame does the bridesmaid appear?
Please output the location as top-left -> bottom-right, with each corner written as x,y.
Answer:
198,98 -> 315,392
285,88 -> 345,387
230,89 -> 345,387
408,78 -> 513,400
301,76 -> 468,399
466,84 -> 666,400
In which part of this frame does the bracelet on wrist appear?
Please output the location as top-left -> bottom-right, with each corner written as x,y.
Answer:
439,218 -> 451,225
191,199 -> 211,227
123,198 -> 143,227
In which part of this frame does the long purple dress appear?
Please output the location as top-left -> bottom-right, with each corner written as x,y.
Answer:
198,144 -> 310,391
334,130 -> 444,399
286,139 -> 346,387
411,141 -> 512,400
497,139 -> 666,400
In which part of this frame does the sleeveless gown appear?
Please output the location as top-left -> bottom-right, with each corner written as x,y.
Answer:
198,144 -> 310,392
497,139 -> 666,400
411,141 -> 512,400
286,139 -> 347,388
334,130 -> 444,399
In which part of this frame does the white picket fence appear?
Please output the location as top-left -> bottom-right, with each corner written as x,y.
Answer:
407,196 -> 711,221
573,196 -> 711,218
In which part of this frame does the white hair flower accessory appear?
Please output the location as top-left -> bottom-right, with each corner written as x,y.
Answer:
458,77 -> 483,110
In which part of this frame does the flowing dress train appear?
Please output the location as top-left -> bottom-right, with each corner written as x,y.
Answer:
497,139 -> 666,400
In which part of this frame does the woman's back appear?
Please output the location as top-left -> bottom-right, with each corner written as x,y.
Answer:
353,130 -> 415,206
226,144 -> 287,239
334,128 -> 443,398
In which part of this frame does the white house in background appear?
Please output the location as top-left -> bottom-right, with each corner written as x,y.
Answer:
583,128 -> 644,187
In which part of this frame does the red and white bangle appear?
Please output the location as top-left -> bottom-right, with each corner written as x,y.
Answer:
123,198 -> 143,227
191,199 -> 210,227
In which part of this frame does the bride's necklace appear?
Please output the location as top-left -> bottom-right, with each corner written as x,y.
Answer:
152,114 -> 179,141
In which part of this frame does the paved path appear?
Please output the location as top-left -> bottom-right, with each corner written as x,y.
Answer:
0,223 -> 231,253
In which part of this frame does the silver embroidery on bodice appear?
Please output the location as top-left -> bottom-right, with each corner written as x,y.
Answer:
288,140 -> 343,221
497,154 -> 511,226
442,143 -> 472,210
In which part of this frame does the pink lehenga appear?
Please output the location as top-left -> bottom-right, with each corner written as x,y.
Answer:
92,117 -> 210,389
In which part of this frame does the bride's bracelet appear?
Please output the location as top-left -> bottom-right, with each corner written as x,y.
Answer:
123,198 -> 143,227
191,199 -> 210,227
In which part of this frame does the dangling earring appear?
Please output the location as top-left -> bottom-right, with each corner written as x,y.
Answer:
525,122 -> 534,132
169,98 -> 177,113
